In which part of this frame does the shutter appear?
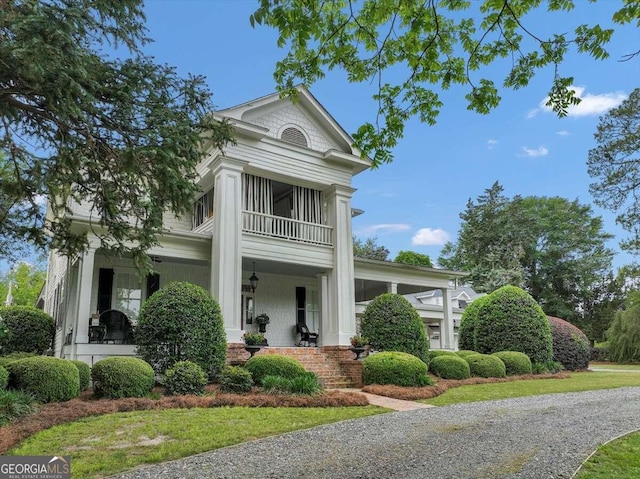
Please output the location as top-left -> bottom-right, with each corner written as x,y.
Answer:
97,268 -> 114,313
296,287 -> 306,326
146,273 -> 160,299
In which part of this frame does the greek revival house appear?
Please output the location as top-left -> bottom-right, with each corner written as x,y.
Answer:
43,87 -> 465,378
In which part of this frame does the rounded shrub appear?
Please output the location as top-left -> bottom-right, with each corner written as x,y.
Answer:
548,316 -> 590,370
92,357 -> 155,399
8,356 -> 80,403
473,286 -> 553,364
0,365 -> 8,390
0,306 -> 55,355
360,293 -> 429,363
219,366 -> 254,393
70,360 -> 92,391
165,361 -> 208,396
491,351 -> 532,376
135,281 -> 226,378
458,295 -> 490,351
456,350 -> 480,358
244,354 -> 306,385
430,355 -> 471,380
427,350 -> 457,363
0,352 -> 37,368
464,354 -> 506,378
362,351 -> 431,387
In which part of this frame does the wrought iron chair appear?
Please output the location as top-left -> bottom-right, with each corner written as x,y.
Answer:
99,309 -> 133,344
297,322 -> 319,347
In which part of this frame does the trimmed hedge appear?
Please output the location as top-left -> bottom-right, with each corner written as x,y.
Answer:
491,351 -> 532,376
458,295 -> 490,351
464,354 -> 506,378
473,286 -> 553,363
548,316 -> 590,370
135,282 -> 226,377
456,350 -> 480,358
0,352 -> 37,368
8,356 -> 80,403
430,355 -> 471,380
164,361 -> 207,396
0,306 -> 55,355
360,293 -> 429,363
70,360 -> 92,391
92,357 -> 155,399
219,366 -> 254,393
427,350 -> 457,363
362,351 -> 431,387
244,355 -> 306,385
0,365 -> 8,390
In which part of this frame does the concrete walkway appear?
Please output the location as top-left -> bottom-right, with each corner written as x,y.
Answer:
334,388 -> 435,411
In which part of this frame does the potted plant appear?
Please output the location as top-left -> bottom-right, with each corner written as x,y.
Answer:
255,313 -> 270,333
349,335 -> 369,360
242,332 -> 266,358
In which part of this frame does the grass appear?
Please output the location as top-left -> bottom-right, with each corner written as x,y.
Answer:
9,406 -> 386,478
589,362 -> 640,371
576,431 -> 640,479
422,372 -> 640,406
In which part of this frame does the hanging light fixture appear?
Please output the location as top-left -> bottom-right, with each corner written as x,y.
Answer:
249,262 -> 259,293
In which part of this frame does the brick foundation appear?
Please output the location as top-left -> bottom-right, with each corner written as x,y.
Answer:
226,344 -> 365,388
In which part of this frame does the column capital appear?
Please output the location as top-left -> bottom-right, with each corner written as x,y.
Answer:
209,156 -> 248,177
322,184 -> 356,199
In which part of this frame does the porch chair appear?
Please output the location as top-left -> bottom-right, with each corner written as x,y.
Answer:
297,322 -> 319,347
99,309 -> 133,344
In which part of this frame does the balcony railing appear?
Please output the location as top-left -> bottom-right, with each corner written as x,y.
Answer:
242,210 -> 333,246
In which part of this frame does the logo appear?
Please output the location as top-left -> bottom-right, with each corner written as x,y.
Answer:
0,456 -> 71,479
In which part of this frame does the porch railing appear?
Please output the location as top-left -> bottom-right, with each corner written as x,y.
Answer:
242,210 -> 333,246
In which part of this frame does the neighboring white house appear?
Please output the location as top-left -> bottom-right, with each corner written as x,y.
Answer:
43,87 -> 467,366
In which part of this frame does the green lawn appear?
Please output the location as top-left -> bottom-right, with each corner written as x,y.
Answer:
10,406 -> 386,478
422,372 -> 640,406
576,431 -> 640,479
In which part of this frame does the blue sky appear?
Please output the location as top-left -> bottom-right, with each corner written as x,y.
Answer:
3,1 -> 638,275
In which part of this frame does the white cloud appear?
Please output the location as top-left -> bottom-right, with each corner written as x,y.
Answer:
529,85 -> 627,118
411,228 -> 450,246
487,139 -> 499,149
519,146 -> 549,158
556,130 -> 570,136
359,223 -> 411,235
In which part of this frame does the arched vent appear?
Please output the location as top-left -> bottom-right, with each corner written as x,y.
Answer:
281,127 -> 308,147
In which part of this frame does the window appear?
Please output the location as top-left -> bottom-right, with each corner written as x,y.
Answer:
241,293 -> 255,330
114,272 -> 142,322
296,287 -> 319,332
192,187 -> 214,228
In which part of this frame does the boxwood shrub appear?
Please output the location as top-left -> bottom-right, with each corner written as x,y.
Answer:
491,351 -> 532,376
458,295 -> 490,351
0,306 -> 55,355
164,361 -> 208,396
8,356 -> 80,403
360,293 -> 429,363
219,366 -> 254,393
70,360 -> 92,391
427,350 -> 457,363
456,350 -> 480,358
362,351 -> 431,387
473,286 -> 553,363
244,355 -> 306,385
135,281 -> 226,378
430,355 -> 471,380
0,365 -> 8,390
92,357 -> 155,399
464,354 -> 506,378
0,352 -> 36,368
547,316 -> 590,370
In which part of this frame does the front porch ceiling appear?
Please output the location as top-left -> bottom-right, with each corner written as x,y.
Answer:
354,279 -> 436,302
242,257 -> 325,278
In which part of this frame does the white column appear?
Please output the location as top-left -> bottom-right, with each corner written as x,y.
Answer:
319,274 -> 329,346
323,185 -> 356,345
73,247 -> 96,348
387,282 -> 398,294
210,157 -> 246,342
441,287 -> 455,350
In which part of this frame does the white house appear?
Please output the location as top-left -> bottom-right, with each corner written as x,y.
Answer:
43,87 -> 466,375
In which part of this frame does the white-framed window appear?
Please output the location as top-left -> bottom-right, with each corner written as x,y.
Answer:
193,187 -> 214,228
306,289 -> 320,332
113,271 -> 142,322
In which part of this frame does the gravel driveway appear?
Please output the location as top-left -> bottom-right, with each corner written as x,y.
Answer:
109,387 -> 640,479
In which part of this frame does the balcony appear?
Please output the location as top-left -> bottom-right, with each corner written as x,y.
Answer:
242,210 -> 332,246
